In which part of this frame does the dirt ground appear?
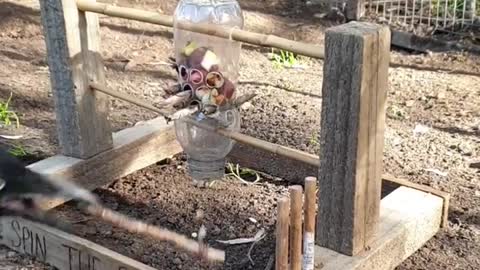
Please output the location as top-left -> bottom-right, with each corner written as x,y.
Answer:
0,0 -> 479,269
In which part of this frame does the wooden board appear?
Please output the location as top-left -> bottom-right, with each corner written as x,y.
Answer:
39,0 -> 112,158
0,217 -> 156,270
228,143 -> 450,229
316,21 -> 390,256
314,186 -> 443,270
391,30 -> 480,55
381,174 -> 450,228
27,116 -> 182,210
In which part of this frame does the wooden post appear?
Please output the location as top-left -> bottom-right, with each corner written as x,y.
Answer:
289,186 -> 303,270
303,177 -> 316,270
39,0 -> 112,159
345,0 -> 366,21
275,197 -> 290,270
316,21 -> 390,256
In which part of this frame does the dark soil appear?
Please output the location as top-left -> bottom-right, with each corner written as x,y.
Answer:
1,0 -> 480,270
54,155 -> 287,270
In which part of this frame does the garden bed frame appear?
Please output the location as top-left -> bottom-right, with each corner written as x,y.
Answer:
0,0 -> 449,269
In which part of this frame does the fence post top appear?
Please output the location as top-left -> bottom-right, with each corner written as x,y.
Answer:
327,21 -> 391,35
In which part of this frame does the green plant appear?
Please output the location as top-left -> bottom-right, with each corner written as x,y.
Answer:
309,132 -> 319,147
430,0 -> 478,19
8,144 -> 29,158
226,163 -> 261,185
0,92 -> 20,128
270,48 -> 299,69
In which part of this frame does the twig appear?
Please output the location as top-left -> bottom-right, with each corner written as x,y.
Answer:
85,204 -> 225,262
71,217 -> 93,224
247,229 -> 267,266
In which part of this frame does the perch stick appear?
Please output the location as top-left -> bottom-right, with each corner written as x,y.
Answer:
85,204 -> 225,262
275,197 -> 290,270
302,177 -> 317,270
88,83 -> 320,167
180,117 -> 319,167
75,0 -> 324,59
289,186 -> 303,270
90,82 -> 172,118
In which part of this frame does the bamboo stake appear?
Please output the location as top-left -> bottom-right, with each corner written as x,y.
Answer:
88,83 -> 320,167
289,186 -> 303,270
75,0 -> 325,59
275,197 -> 290,270
303,177 -> 317,270
180,117 -> 320,167
85,204 -> 225,262
91,82 -> 172,118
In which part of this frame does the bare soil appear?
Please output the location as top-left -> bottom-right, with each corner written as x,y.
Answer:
1,0 -> 479,269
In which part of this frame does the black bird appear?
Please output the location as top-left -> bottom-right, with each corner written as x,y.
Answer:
0,148 -> 99,230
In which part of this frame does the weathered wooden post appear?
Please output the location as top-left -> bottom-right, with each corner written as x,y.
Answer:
316,21 -> 390,256
345,0 -> 366,21
39,0 -> 112,159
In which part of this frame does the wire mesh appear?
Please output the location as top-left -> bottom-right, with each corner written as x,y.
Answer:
324,0 -> 479,34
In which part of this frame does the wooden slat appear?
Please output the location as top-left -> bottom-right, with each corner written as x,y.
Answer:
228,144 -> 450,229
27,116 -> 182,210
0,217 -> 157,270
39,0 -> 112,159
314,186 -> 443,270
382,174 -> 450,228
316,21 -> 391,256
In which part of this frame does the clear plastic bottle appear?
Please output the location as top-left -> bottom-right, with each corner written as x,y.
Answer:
172,0 -> 244,187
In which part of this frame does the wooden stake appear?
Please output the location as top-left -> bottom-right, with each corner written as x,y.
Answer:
316,21 -> 390,256
40,0 -> 113,158
75,0 -> 324,59
289,186 -> 303,270
90,82 -> 173,118
275,197 -> 290,270
303,177 -> 317,270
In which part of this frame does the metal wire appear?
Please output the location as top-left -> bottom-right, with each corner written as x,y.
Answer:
329,0 -> 478,34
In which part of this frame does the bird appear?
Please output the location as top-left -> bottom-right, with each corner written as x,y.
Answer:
0,148 -> 99,230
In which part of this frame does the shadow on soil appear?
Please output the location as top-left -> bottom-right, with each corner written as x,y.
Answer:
0,2 -> 40,26
432,125 -> 480,137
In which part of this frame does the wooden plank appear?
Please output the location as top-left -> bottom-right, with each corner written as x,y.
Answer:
382,174 -> 450,228
27,116 -> 182,210
391,30 -> 480,55
227,143 -> 318,185
314,186 -> 443,270
0,217 -> 157,270
39,0 -> 112,159
228,144 -> 450,229
316,21 -> 390,256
